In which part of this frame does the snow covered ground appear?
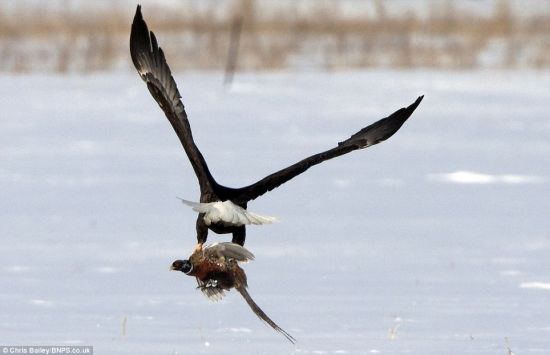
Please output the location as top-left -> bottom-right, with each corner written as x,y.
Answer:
1,70 -> 549,354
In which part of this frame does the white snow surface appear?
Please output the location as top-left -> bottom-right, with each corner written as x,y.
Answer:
1,70 -> 550,354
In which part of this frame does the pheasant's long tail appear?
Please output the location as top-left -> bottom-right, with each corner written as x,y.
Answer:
236,286 -> 296,344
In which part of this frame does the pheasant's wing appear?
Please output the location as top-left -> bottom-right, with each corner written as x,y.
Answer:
203,242 -> 255,263
196,278 -> 226,301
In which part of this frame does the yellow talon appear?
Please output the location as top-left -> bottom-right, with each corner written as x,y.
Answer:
194,243 -> 204,253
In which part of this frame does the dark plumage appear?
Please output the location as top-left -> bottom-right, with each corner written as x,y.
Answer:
130,5 -> 423,247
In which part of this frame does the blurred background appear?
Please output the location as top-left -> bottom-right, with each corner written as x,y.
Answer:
1,0 -> 550,73
2,1 -> 550,354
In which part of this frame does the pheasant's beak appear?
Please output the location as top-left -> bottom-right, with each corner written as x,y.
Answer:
169,265 -> 176,271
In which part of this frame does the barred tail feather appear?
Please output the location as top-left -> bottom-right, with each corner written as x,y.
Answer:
236,286 -> 296,344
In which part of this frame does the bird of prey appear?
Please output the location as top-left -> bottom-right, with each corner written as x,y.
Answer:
171,242 -> 296,343
130,5 -> 423,249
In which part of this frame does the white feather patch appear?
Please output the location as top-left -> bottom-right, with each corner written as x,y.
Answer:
178,198 -> 277,226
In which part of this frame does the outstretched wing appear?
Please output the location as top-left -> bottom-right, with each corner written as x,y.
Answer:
130,5 -> 217,193
236,285 -> 296,344
231,96 -> 423,203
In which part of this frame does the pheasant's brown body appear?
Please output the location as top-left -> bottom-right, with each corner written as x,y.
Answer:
175,243 -> 295,343
188,249 -> 248,290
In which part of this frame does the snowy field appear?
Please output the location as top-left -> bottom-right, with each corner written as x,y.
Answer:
1,70 -> 549,354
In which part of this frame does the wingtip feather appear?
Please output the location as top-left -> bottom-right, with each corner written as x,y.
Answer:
411,95 -> 424,109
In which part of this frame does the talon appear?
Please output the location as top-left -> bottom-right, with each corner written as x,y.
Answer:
194,243 -> 204,253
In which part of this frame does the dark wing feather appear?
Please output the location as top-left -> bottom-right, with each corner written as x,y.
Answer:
130,5 -> 218,193
196,278 -> 226,301
231,96 -> 423,203
236,285 -> 296,344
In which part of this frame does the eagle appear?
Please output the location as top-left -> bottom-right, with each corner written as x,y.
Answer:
130,4 -> 423,344
130,5 -> 422,249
